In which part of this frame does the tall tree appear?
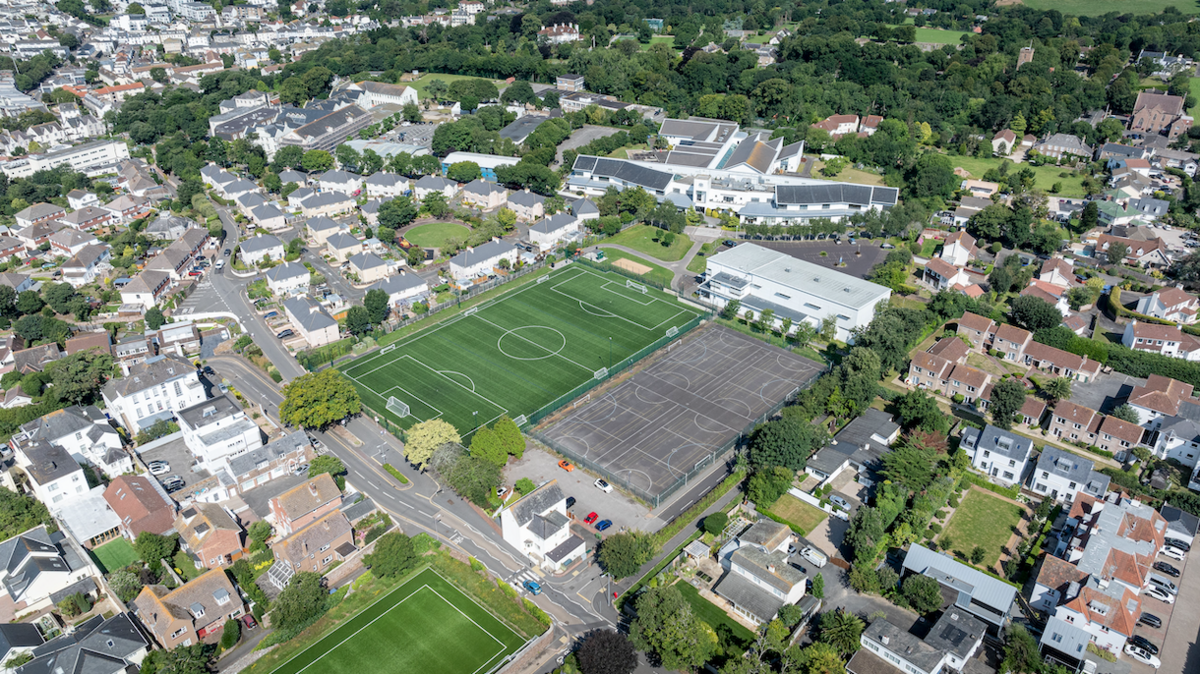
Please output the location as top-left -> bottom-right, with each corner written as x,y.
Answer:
363,288 -> 389,324
271,572 -> 328,632
1010,295 -> 1062,332
577,629 -> 638,674
819,609 -> 865,655
363,532 -> 417,578
404,419 -> 460,468
279,370 -> 362,429
989,378 -> 1027,430
630,585 -> 717,671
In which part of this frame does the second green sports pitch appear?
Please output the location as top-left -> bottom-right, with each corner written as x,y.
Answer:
341,264 -> 702,434
267,568 -> 526,674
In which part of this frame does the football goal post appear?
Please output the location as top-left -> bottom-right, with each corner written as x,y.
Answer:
386,396 -> 410,418
626,279 -> 648,294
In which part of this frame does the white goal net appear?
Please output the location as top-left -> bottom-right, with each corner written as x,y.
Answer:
386,396 -> 410,418
626,279 -> 648,294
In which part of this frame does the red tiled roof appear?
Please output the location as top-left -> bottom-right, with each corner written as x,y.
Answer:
1053,400 -> 1099,429
925,257 -> 963,280
958,312 -> 995,334
1154,287 -> 1196,309
1063,585 -> 1140,638
927,337 -> 969,362
1098,416 -> 1144,446
1128,374 -> 1196,416
995,323 -> 1031,346
911,352 -> 952,379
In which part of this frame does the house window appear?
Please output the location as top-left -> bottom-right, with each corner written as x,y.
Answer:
319,544 -> 330,552
323,555 -> 333,565
983,450 -> 990,458
1008,460 -> 1016,468
1069,482 -> 1077,489
171,628 -> 186,639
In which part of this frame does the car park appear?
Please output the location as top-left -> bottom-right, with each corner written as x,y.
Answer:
595,520 -> 612,531
1145,586 -> 1175,604
1165,537 -> 1191,552
584,512 -> 598,525
1138,612 -> 1162,629
558,460 -> 574,472
1124,644 -> 1161,668
1148,575 -> 1177,595
162,476 -> 185,493
523,580 -> 541,595
594,478 -> 613,493
148,460 -> 170,475
1161,545 -> 1186,561
1153,561 -> 1179,578
1127,635 -> 1159,656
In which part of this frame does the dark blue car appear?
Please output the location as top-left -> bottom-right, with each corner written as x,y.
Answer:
595,520 -> 613,531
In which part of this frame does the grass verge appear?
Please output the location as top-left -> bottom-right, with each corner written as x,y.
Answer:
676,582 -> 755,647
383,463 -> 410,484
765,494 -> 828,535
602,224 -> 693,261
686,242 -> 716,274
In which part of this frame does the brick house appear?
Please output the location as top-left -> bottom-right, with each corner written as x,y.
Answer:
907,338 -> 991,404
175,503 -> 244,569
1095,416 -> 1145,456
1048,401 -> 1102,444
132,569 -> 245,648
267,511 -> 356,589
269,473 -> 342,536
1129,90 -> 1192,139
103,475 -> 176,540
1021,342 -> 1102,382
993,324 -> 1032,362
956,312 -> 996,349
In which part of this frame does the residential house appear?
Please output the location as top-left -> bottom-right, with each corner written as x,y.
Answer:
15,613 -> 147,674
1096,233 -> 1171,268
219,431 -> 312,496
318,170 -> 362,195
571,198 -> 599,222
120,270 -> 171,311
960,424 -> 1032,487
14,203 -> 65,229
153,323 -> 202,358
132,569 -> 245,648
103,475 -> 175,540
1047,400 -> 1103,446
849,613 -> 985,674
1022,342 -> 1102,382
507,191 -> 545,222
177,394 -> 263,473
1125,374 -> 1195,429
1121,321 -> 1200,361
268,474 -> 343,536
812,114 -> 860,139
16,405 -> 127,480
300,192 -> 356,218
305,216 -> 345,246
363,172 -> 407,198
249,204 -> 287,230
448,240 -> 519,281
804,408 -> 900,483
266,511 -> 355,589
348,252 -> 390,283
992,129 -> 1017,155
0,526 -> 100,622
499,480 -> 586,571
1039,258 -> 1079,290
101,354 -> 207,434
901,544 -> 1016,631
175,503 -> 244,569
1136,287 -> 1199,323
367,272 -> 429,310
528,213 -> 579,249
61,244 -> 111,288
413,176 -> 459,200
460,179 -> 508,210
907,337 -> 991,404
922,258 -> 970,292
282,297 -> 339,347
940,230 -> 977,267
238,233 -> 284,266
1035,134 -> 1093,161
714,521 -> 807,625
1030,446 -> 1111,503
113,336 -> 153,374
1095,415 -> 1146,456
956,312 -> 996,349
144,229 -> 208,280
10,343 -> 61,375
264,261 -> 310,296
324,232 -> 362,263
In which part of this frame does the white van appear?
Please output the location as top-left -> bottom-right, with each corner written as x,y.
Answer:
800,546 -> 828,569
215,260 -> 225,270
1148,573 -> 1178,595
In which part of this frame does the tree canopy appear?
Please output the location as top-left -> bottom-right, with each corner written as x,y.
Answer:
280,370 -> 362,429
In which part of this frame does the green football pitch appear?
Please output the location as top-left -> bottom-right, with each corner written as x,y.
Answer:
267,568 -> 527,674
341,264 -> 702,434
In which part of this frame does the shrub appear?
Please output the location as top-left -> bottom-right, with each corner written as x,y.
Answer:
929,523 -> 942,534
849,565 -> 880,594
703,512 -> 729,535
514,477 -> 536,495
952,393 -> 964,404
948,496 -> 959,508
220,618 -> 240,649
990,242 -> 1002,254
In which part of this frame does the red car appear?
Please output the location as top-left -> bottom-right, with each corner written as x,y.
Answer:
584,512 -> 598,525
241,614 -> 257,630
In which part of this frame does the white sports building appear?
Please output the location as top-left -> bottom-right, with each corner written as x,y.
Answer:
701,243 -> 892,343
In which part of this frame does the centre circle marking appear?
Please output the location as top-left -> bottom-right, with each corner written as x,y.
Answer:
498,326 -> 567,360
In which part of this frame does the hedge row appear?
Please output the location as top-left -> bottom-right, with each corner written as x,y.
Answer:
960,472 -> 1021,500
1107,288 -> 1175,326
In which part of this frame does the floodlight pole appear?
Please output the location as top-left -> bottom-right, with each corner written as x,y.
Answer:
608,336 -> 612,369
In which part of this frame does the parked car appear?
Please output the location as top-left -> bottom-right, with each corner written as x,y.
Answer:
162,476 -> 185,493
1145,586 -> 1175,604
1127,635 -> 1159,656
800,546 -> 829,568
1124,644 -> 1161,668
264,311 -> 279,319
147,460 -> 170,475
224,249 -> 231,256
277,329 -> 295,339
595,520 -> 612,531
1161,545 -> 1186,561
1148,575 -> 1178,595
594,478 -> 613,493
829,495 -> 851,511
558,460 -> 574,472
293,463 -> 310,476
584,512 -> 598,525
723,239 -> 736,247
523,580 -> 541,595
1138,613 -> 1162,629
1165,537 -> 1191,552
218,382 -> 228,393
188,270 -> 202,277
241,615 -> 257,630
565,497 -> 576,509
1153,561 -> 1180,578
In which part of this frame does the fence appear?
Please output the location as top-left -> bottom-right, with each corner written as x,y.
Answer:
529,343 -> 826,508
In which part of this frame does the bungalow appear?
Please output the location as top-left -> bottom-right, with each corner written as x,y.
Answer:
805,408 -> 900,483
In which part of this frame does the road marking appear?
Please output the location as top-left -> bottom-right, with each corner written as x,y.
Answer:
397,501 -> 414,509
417,509 -> 433,518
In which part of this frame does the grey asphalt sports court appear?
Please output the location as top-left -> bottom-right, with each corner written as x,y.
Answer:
542,325 -> 824,502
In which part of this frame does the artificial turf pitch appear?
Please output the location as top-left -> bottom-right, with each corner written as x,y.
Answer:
341,264 -> 701,434
268,568 -> 526,674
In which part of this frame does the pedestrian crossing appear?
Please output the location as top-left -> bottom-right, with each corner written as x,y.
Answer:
511,570 -> 541,593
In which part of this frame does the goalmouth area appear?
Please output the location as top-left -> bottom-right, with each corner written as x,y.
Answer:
340,264 -> 704,435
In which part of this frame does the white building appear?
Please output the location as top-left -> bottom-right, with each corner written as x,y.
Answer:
702,243 -> 892,343
177,394 -> 263,473
264,261 -> 310,296
101,355 -> 207,435
238,233 -> 285,266
0,141 -> 131,179
0,526 -> 100,622
1030,446 -> 1111,504
343,81 -> 418,109
959,424 -> 1032,487
528,213 -> 578,249
448,240 -> 519,281
318,170 -> 362,195
11,438 -> 87,508
939,230 -> 977,267
1124,374 -> 1196,430
283,296 -> 340,347
1136,287 -> 1200,324
499,480 -> 585,571
368,272 -> 430,309
714,520 -> 805,625
852,613 -> 985,674
413,175 -> 459,200
364,172 -> 408,198
250,204 -> 287,230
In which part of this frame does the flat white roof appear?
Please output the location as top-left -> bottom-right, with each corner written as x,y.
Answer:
707,243 -> 891,310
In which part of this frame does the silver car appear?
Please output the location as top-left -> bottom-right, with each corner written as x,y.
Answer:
829,495 -> 851,511
147,460 -> 170,475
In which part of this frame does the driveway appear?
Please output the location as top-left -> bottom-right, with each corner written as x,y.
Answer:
1067,373 -> 1146,415
137,435 -> 206,492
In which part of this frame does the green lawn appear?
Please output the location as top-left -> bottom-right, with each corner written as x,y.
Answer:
595,248 -> 676,287
406,74 -> 505,97
266,568 -> 525,674
603,224 -> 693,261
404,222 -> 471,249
940,488 -> 1025,568
912,27 -> 970,44
1190,78 -> 1200,119
676,582 -> 755,650
91,539 -> 138,574
640,35 -> 677,51
947,155 -> 1088,198
1021,0 -> 1198,15
340,264 -> 699,434
686,242 -> 716,274
812,161 -> 886,186
766,494 -> 828,535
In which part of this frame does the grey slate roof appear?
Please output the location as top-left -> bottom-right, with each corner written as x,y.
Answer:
265,261 -> 309,283
364,172 -> 405,187
339,495 -> 378,523
251,204 -> 285,221
808,409 -> 900,475
102,354 -> 193,399
19,613 -> 146,674
961,424 -> 1032,461
499,115 -> 551,142
510,481 -> 564,527
238,234 -> 283,254
714,571 -> 784,623
527,510 -> 568,540
303,191 -> 353,208
731,546 -> 805,593
326,232 -> 361,251
0,623 -> 41,660
414,176 -> 456,191
1160,503 -> 1200,538
278,170 -> 307,184
507,191 -> 544,209
545,534 -> 585,562
462,179 -> 506,197
530,213 -> 576,235
571,198 -> 598,217
320,170 -> 361,185
226,431 -> 310,478
305,216 -> 341,233
1035,446 -> 1110,498
349,252 -> 386,270
924,609 -> 986,659
283,297 -> 337,332
21,441 -> 80,485
369,273 -> 428,296
450,239 -> 517,268
862,619 -> 944,673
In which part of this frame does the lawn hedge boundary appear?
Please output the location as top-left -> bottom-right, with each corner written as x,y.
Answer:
960,473 -> 1020,500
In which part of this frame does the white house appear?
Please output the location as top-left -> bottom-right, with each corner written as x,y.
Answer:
713,520 -> 805,625
325,232 -> 363,263
250,204 -> 287,230
348,252 -> 391,284
853,613 -> 985,674
0,526 -> 100,622
16,405 -> 127,479
305,216 -> 346,246
368,272 -> 430,309
318,170 -> 362,195
499,480 -> 585,571
1121,321 -> 1200,361
448,240 -> 519,281
264,261 -> 310,296
101,354 -> 207,435
413,175 -> 458,200
1124,374 -> 1196,429
702,243 -> 892,343
939,230 -> 977,267
344,81 -> 418,109
301,191 -> 356,218
120,270 -> 171,311
1030,446 -> 1111,504
1136,287 -> 1200,324
10,438 -> 88,508
923,258 -> 970,292
528,213 -> 578,249
959,424 -> 1032,487
364,172 -> 408,199
239,233 -> 285,266
177,394 -> 264,473
283,296 -> 340,347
